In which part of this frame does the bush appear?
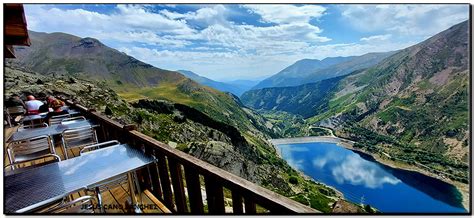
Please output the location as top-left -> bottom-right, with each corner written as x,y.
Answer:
289,176 -> 298,185
176,143 -> 190,153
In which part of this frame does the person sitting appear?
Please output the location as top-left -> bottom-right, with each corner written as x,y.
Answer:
45,99 -> 69,123
38,96 -> 56,113
38,101 -> 50,113
25,95 -> 44,115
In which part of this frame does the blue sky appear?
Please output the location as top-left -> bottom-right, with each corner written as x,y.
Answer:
24,4 -> 469,81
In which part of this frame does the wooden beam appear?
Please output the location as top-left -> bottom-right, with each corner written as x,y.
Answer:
4,4 -> 30,46
4,45 -> 15,58
143,189 -> 172,213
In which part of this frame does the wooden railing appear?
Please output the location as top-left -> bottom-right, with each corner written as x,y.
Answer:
61,98 -> 319,214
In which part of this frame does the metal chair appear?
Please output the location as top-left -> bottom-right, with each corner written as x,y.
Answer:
4,154 -> 61,174
6,135 -> 56,167
17,123 -> 49,132
6,106 -> 26,127
49,114 -> 70,126
37,190 -> 97,214
61,126 -> 98,159
61,116 -> 86,125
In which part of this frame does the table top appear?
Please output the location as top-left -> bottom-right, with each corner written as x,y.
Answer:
8,120 -> 97,143
4,143 -> 155,213
21,109 -> 81,122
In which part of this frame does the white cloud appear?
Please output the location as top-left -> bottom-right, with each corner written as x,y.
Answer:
24,4 -> 196,46
94,31 -> 191,47
243,5 -> 326,24
115,4 -> 196,35
341,4 -> 469,37
160,5 -> 227,25
360,34 -> 391,42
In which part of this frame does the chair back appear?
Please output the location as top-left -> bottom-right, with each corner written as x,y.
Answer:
80,140 -> 120,155
7,135 -> 55,165
40,193 -> 96,213
49,114 -> 70,126
60,116 -> 86,125
7,106 -> 26,115
4,154 -> 60,174
17,123 -> 49,132
6,106 -> 26,126
62,126 -> 98,150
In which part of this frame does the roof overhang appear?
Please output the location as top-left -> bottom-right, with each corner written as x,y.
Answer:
4,3 -> 30,58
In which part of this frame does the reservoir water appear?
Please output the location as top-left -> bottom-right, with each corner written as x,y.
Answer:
275,141 -> 466,213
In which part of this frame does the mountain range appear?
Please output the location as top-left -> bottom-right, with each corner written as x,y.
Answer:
177,70 -> 254,96
242,20 -> 470,183
252,51 -> 395,89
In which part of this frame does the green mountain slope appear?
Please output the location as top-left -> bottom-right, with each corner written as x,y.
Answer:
311,21 -> 470,183
9,31 -> 184,86
241,75 -> 348,118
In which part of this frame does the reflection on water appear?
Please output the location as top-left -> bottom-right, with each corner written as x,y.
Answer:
331,154 -> 400,188
277,142 -> 466,213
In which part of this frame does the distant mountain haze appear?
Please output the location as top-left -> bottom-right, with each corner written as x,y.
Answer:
177,70 -> 251,96
252,51 -> 395,89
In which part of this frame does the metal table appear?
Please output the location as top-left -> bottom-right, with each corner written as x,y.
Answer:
21,109 -> 81,123
7,120 -> 97,143
4,144 -> 155,213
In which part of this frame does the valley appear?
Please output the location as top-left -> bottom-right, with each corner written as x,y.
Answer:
242,20 -> 470,191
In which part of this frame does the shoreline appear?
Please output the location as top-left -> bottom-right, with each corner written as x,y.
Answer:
271,136 -> 470,212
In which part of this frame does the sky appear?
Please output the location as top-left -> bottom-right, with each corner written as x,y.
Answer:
24,4 -> 469,81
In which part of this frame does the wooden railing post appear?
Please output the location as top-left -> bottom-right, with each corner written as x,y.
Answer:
156,153 -> 174,210
244,196 -> 257,214
231,189 -> 243,214
168,157 -> 188,213
184,166 -> 204,214
205,176 -> 225,214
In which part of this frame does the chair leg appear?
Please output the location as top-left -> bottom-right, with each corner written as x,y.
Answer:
61,138 -> 69,160
7,115 -> 12,127
95,187 -> 105,213
49,137 -> 57,157
127,172 -> 137,205
132,172 -> 142,204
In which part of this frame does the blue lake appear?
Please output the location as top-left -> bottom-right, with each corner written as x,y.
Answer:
276,141 -> 466,213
